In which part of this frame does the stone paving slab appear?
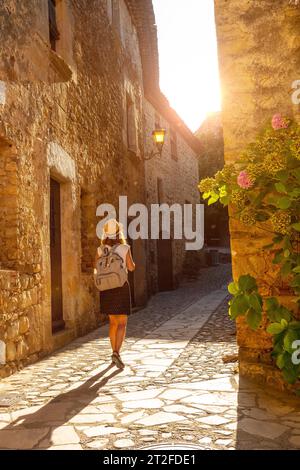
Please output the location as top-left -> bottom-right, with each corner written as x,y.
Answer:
1,265 -> 300,450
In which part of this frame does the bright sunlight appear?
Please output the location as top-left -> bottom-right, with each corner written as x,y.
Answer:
152,0 -> 221,132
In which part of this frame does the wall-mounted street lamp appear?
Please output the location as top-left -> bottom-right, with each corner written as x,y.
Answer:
143,129 -> 166,161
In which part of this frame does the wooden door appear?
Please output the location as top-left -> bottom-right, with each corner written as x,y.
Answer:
50,178 -> 65,333
157,235 -> 173,292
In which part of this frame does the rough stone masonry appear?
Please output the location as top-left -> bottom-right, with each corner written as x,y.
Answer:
215,0 -> 300,391
0,0 -> 150,377
0,0 -> 200,378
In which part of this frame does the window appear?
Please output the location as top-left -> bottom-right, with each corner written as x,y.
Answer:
48,0 -> 60,51
126,94 -> 137,152
170,129 -> 178,161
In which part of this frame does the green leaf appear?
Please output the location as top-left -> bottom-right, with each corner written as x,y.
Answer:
275,182 -> 287,193
238,275 -> 257,292
267,305 -> 291,323
283,236 -> 292,250
266,299 -> 282,322
255,212 -> 269,222
273,251 -> 284,264
228,282 -> 239,295
229,306 -> 238,320
277,170 -> 289,182
230,294 -> 250,318
284,329 -> 300,354
292,223 -> 300,232
253,191 -> 268,207
278,306 -> 292,322
248,293 -> 263,313
246,308 -> 262,330
276,353 -> 286,370
265,297 -> 279,310
292,266 -> 300,274
282,366 -> 299,384
291,275 -> 300,288
267,309 -> 282,323
273,336 -> 285,354
208,195 -> 219,206
220,195 -> 230,206
277,197 -> 292,210
290,188 -> 300,198
266,195 -> 279,206
219,185 -> 227,197
281,261 -> 292,277
284,249 -> 290,258
202,192 -> 210,200
267,322 -> 287,335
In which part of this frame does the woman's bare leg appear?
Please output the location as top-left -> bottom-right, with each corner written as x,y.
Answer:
109,315 -> 118,353
114,315 -> 128,354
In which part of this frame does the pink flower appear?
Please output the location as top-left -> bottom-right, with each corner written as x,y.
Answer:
272,114 -> 289,130
237,171 -> 253,189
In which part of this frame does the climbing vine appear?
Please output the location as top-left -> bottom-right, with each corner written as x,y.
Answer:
199,114 -> 300,385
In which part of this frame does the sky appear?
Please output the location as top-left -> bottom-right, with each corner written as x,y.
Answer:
152,0 -> 221,132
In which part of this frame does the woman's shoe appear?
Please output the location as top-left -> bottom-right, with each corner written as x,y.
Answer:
112,352 -> 125,369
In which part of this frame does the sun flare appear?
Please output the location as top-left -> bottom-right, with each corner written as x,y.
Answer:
153,0 -> 221,132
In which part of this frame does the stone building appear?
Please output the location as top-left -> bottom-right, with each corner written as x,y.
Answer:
215,0 -> 300,390
144,94 -> 201,294
0,0 -> 166,377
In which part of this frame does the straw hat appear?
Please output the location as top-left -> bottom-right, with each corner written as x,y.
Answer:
101,218 -> 124,239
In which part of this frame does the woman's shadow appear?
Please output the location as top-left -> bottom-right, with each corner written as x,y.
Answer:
1,363 -> 123,449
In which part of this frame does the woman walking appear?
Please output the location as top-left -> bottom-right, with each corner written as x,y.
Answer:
95,219 -> 135,369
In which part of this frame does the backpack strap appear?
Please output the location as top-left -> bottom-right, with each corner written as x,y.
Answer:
111,244 -> 126,268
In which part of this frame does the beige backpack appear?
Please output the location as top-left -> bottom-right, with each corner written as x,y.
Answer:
94,245 -> 128,291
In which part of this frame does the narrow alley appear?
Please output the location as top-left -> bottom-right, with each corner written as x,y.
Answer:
0,265 -> 300,451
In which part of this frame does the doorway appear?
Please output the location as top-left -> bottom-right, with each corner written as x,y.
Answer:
157,234 -> 173,292
50,177 -> 65,333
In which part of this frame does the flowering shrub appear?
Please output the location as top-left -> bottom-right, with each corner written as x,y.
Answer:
199,114 -> 300,385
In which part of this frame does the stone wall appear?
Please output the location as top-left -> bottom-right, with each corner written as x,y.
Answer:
0,0 -> 149,377
0,138 -> 19,270
0,270 -> 43,378
214,0 -> 300,390
144,98 -> 200,293
0,0 -> 73,82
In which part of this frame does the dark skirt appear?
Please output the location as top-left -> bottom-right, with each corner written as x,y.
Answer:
100,281 -> 132,316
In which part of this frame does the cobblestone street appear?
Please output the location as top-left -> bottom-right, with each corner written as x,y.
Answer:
0,265 -> 300,450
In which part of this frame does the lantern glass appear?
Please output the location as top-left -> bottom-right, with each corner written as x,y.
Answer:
152,129 -> 166,146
